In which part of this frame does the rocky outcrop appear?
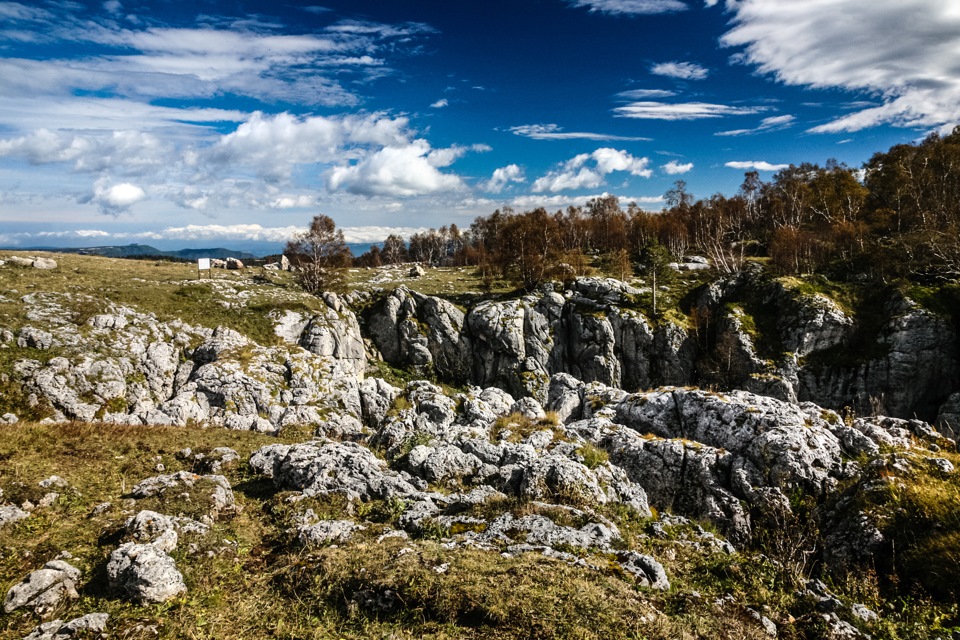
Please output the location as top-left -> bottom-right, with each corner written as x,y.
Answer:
798,295 -> 958,421
365,280 -> 697,405
7,292 -> 366,433
366,286 -> 471,383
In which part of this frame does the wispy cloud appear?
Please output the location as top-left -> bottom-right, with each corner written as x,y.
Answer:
565,0 -> 688,15
533,148 -> 652,193
722,0 -> 960,132
725,160 -> 789,171
430,98 -> 449,108
615,101 -> 765,120
616,88 -> 678,99
715,114 -> 796,136
510,124 -> 650,141
650,61 -> 709,80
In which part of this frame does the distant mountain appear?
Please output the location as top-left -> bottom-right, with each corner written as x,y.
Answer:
14,244 -> 258,261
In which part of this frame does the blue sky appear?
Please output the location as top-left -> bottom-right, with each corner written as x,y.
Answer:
1,0 -> 958,255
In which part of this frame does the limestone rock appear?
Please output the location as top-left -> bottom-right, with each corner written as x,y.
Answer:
32,257 -> 58,270
3,560 -> 81,615
298,519 -> 365,546
107,543 -> 186,604
22,613 -> 109,640
263,441 -> 419,501
0,504 -> 29,528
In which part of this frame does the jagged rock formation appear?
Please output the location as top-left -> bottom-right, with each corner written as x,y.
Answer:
361,275 -> 959,422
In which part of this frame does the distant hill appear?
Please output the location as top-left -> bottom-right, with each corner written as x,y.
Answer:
13,244 -> 258,261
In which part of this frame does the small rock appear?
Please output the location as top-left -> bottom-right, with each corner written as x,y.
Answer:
39,476 -> 67,489
22,612 -> 109,640
1,412 -> 17,424
0,504 -> 29,528
298,520 -> 365,546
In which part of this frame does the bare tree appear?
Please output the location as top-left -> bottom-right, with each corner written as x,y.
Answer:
285,214 -> 351,293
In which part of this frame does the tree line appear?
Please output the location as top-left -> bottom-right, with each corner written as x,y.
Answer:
287,128 -> 960,292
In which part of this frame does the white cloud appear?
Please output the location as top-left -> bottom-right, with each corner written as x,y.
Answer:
725,161 -> 789,171
651,61 -> 709,80
662,160 -> 693,174
533,148 -> 651,193
127,223 -> 430,245
271,195 -> 316,209
704,0 -> 718,6
509,124 -> 650,141
103,1 -> 122,14
722,0 -> 960,132
0,128 -> 173,175
480,164 -> 526,193
430,98 -> 449,108
204,111 -> 410,181
715,114 -> 796,136
90,180 -> 146,213
327,140 -> 468,197
506,192 -> 664,210
616,88 -> 678,99
566,0 -> 688,15
340,226 -> 431,243
615,101 -> 765,120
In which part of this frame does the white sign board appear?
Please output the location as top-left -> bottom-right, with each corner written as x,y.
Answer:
198,258 -> 211,270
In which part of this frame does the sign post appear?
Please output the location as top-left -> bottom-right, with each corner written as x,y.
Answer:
197,258 -> 211,279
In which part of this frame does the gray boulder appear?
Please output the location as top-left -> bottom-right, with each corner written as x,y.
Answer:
615,551 -> 671,590
107,543 -> 186,604
298,294 -> 366,378
32,257 -> 58,270
263,440 -> 419,501
359,377 -> 400,427
3,560 -> 81,615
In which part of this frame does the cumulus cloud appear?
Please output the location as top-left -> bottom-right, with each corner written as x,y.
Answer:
532,148 -> 651,193
725,161 -> 789,171
327,140 -> 468,197
715,114 -> 796,136
480,164 -> 526,193
662,160 -> 693,174
651,61 -> 709,80
566,0 -> 688,15
204,111 -> 410,182
509,124 -> 650,141
615,102 -> 765,120
721,0 -> 960,132
89,180 -> 146,213
430,98 -> 449,108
